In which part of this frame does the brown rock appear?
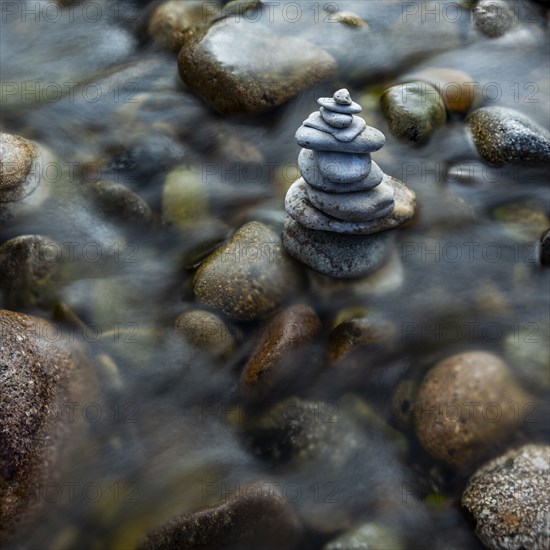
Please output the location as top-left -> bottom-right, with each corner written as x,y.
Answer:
175,309 -> 236,360
240,304 -> 321,397
148,0 -> 217,51
139,483 -> 303,550
414,351 -> 531,471
462,444 -> 550,550
0,133 -> 37,202
0,309 -> 97,543
0,235 -> 62,308
405,68 -> 478,112
193,222 -> 300,322
178,20 -> 337,115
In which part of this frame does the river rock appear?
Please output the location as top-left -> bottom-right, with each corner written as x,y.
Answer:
178,21 -> 337,115
0,235 -> 62,308
285,177 -> 415,235
299,151 -> 384,193
467,107 -> 550,165
0,133 -> 52,222
193,222 -> 299,321
283,89 -> 416,278
148,0 -> 218,51
414,351 -> 532,471
320,108 -> 353,128
306,179 -> 395,222
0,309 -> 96,544
240,304 -> 321,398
473,0 -> 516,38
380,82 -> 447,145
139,483 -> 303,549
283,217 -> 392,279
404,67 -> 479,112
84,180 -> 152,226
175,310 -> 236,360
462,444 -> 550,550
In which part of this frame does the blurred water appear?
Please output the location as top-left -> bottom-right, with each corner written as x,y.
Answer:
1,1 -> 549,548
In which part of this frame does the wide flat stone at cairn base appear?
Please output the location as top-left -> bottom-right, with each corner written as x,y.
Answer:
306,179 -> 395,222
303,112 -> 367,142
295,125 -> 385,153
283,217 -> 392,278
285,176 -> 416,235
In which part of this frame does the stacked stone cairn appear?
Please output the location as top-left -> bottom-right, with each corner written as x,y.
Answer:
283,89 -> 416,278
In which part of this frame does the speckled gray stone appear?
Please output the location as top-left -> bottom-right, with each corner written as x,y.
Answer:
298,149 -> 382,190
306,180 -> 395,222
333,88 -> 352,105
317,97 -> 362,114
303,112 -> 367,143
473,0 -> 516,38
285,177 -> 415,235
462,444 -> 550,550
296,125 -> 385,153
283,217 -> 391,278
320,107 -> 353,128
467,107 -> 550,165
316,151 -> 372,182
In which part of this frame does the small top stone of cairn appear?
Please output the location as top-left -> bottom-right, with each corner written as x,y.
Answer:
282,89 -> 416,278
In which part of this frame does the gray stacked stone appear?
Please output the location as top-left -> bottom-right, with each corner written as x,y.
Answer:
283,89 -> 416,278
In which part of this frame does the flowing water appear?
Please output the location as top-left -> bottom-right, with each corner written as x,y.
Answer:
1,1 -> 549,548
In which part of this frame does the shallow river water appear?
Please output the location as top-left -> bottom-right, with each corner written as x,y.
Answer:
1,1 -> 549,549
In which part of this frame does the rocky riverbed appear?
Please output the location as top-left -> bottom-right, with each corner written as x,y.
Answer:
1,1 -> 549,549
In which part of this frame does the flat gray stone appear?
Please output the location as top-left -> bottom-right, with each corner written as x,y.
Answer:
296,125 -> 385,153
285,176 -> 416,235
298,150 -> 383,192
306,180 -> 395,222
333,88 -> 352,105
318,97 -> 362,114
320,107 -> 352,128
303,112 -> 366,143
283,217 -> 392,278
316,150 -> 372,182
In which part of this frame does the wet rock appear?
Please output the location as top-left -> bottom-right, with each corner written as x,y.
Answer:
333,11 -> 369,29
404,67 -> 479,113
148,0 -> 218,51
327,316 -> 396,365
0,235 -> 62,308
0,309 -> 96,544
414,351 -> 531,471
178,20 -> 337,115
324,521 -> 404,550
283,217 -> 392,279
84,180 -> 152,226
285,177 -> 415,235
246,397 -> 357,465
175,310 -> 236,360
162,166 -> 208,228
139,484 -> 303,550
193,222 -> 299,321
380,82 -> 447,145
473,0 -> 516,38
240,304 -> 321,398
467,107 -> 550,165
541,228 -> 550,265
0,133 -> 52,222
462,444 -> 550,550
493,202 -> 549,241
